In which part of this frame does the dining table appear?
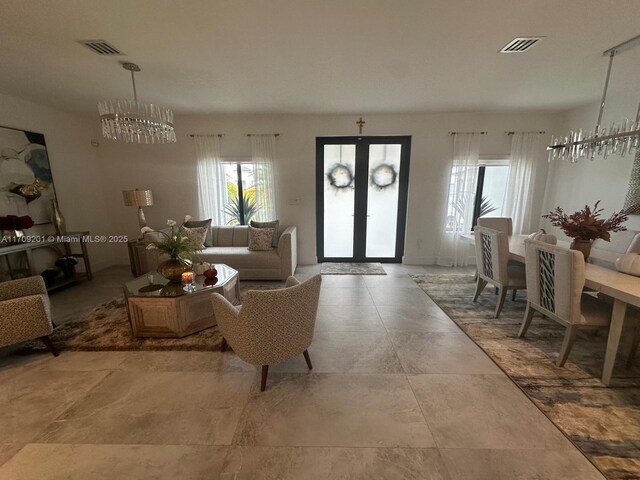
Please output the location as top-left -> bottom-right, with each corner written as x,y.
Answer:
462,233 -> 640,385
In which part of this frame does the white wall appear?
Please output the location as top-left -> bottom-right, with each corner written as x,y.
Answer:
0,93 -> 115,271
98,111 -> 562,265
542,94 -> 640,240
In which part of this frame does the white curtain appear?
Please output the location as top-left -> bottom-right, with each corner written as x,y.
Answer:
194,135 -> 228,225
503,133 -> 540,234
436,133 -> 481,266
249,134 -> 278,221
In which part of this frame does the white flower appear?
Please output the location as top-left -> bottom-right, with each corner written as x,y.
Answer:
167,219 -> 176,226
145,243 -> 157,250
140,226 -> 153,234
184,215 -> 192,222
180,236 -> 189,241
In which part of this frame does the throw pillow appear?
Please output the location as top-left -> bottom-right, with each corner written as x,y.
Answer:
250,220 -> 280,247
180,226 -> 208,249
247,225 -> 274,251
184,219 -> 213,246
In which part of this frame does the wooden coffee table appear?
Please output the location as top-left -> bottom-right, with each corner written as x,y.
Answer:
123,264 -> 240,338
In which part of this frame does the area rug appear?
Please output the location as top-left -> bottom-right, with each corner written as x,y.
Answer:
411,274 -> 640,480
25,283 -> 284,353
320,262 -> 386,275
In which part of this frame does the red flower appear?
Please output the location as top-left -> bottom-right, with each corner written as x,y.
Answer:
18,216 -> 34,229
0,215 -> 34,230
542,201 -> 628,242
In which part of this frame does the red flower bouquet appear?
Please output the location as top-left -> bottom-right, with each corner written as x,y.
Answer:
542,201 -> 627,242
0,215 -> 34,230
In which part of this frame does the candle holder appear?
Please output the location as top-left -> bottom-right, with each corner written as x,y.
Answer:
181,271 -> 196,292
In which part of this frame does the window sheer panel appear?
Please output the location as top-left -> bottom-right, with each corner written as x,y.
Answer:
504,133 -> 540,234
250,135 -> 278,222
194,135 -> 228,226
436,133 -> 481,267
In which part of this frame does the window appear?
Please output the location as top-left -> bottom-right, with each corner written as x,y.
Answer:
221,159 -> 257,225
472,158 -> 510,228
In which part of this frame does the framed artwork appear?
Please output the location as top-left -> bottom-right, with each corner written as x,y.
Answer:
0,125 -> 57,225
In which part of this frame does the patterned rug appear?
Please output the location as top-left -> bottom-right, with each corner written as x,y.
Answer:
411,274 -> 640,480
320,262 -> 386,275
25,283 -> 284,353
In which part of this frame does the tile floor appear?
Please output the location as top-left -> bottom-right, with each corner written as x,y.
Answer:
0,264 -> 606,479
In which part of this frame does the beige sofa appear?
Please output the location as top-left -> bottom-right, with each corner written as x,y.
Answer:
146,225 -> 297,281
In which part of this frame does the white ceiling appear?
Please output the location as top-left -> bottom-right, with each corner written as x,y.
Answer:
1,0 -> 640,115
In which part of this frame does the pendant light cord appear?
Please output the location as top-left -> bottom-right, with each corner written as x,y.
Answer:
130,70 -> 138,102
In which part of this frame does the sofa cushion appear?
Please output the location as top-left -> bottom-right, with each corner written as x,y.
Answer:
198,246 -> 281,269
248,226 -> 274,251
211,226 -> 249,247
250,220 -> 280,247
184,219 -> 212,246
180,225 -> 208,249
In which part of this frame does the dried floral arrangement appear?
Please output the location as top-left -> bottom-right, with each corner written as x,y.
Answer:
542,201 -> 628,241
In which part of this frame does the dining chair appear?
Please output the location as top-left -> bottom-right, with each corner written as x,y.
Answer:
476,216 -> 513,236
518,240 -> 613,367
473,226 -> 526,318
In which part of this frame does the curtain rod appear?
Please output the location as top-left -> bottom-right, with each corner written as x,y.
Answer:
246,133 -> 280,137
448,131 -> 487,135
505,131 -> 546,135
187,134 -> 224,137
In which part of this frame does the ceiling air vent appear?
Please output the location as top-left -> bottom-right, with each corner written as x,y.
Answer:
79,40 -> 124,56
499,37 -> 544,53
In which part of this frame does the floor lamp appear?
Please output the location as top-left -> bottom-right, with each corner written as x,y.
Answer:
122,189 -> 154,235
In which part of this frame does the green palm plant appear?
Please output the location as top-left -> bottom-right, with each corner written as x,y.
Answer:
224,195 -> 260,225
479,196 -> 498,217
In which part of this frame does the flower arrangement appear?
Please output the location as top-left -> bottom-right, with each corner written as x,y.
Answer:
141,215 -> 201,259
0,215 -> 34,230
542,201 -> 628,242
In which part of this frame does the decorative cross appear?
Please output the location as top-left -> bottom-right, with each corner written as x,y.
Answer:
356,117 -> 365,134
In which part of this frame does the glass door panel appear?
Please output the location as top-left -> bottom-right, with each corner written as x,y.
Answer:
366,144 -> 402,258
323,144 -> 356,258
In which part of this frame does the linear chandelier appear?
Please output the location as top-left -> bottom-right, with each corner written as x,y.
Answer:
548,34 -> 640,163
98,62 -> 176,144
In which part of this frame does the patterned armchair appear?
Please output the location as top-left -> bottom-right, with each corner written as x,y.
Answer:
0,276 -> 58,356
518,240 -> 612,367
473,226 -> 527,317
211,274 -> 321,391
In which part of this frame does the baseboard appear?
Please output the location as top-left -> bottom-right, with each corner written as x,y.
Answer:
402,255 -> 438,265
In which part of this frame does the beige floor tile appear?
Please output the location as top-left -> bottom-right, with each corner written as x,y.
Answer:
363,275 -> 421,289
390,332 -> 501,374
319,287 -> 373,306
408,374 -> 573,450
37,371 -> 255,445
0,443 -> 228,480
220,446 -> 451,479
271,332 -> 404,374
368,287 -> 436,307
315,305 -> 386,332
440,448 -> 605,480
319,275 -> 367,287
377,306 -> 459,333
31,351 -> 129,371
116,351 -> 255,372
233,373 -> 435,448
0,444 -> 23,467
0,370 -> 110,443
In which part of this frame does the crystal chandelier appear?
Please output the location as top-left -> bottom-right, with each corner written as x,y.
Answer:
98,63 -> 176,144
548,35 -> 640,163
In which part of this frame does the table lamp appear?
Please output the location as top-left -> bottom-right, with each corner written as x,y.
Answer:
122,189 -> 154,231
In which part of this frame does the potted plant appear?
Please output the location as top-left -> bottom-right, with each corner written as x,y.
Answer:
141,216 -> 201,282
55,257 -> 78,278
542,201 -> 628,260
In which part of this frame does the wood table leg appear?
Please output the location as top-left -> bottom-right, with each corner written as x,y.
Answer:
602,299 -> 627,385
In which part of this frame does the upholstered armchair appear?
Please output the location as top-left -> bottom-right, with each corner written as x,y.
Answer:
0,276 -> 58,356
211,274 -> 321,391
518,240 -> 613,367
473,226 -> 527,318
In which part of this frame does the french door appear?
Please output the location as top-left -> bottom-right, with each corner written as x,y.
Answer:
316,136 -> 411,263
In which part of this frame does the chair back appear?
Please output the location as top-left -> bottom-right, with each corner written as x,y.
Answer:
474,226 -> 509,284
590,230 -> 640,268
232,275 -> 322,365
477,217 -> 513,236
524,239 -> 584,324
